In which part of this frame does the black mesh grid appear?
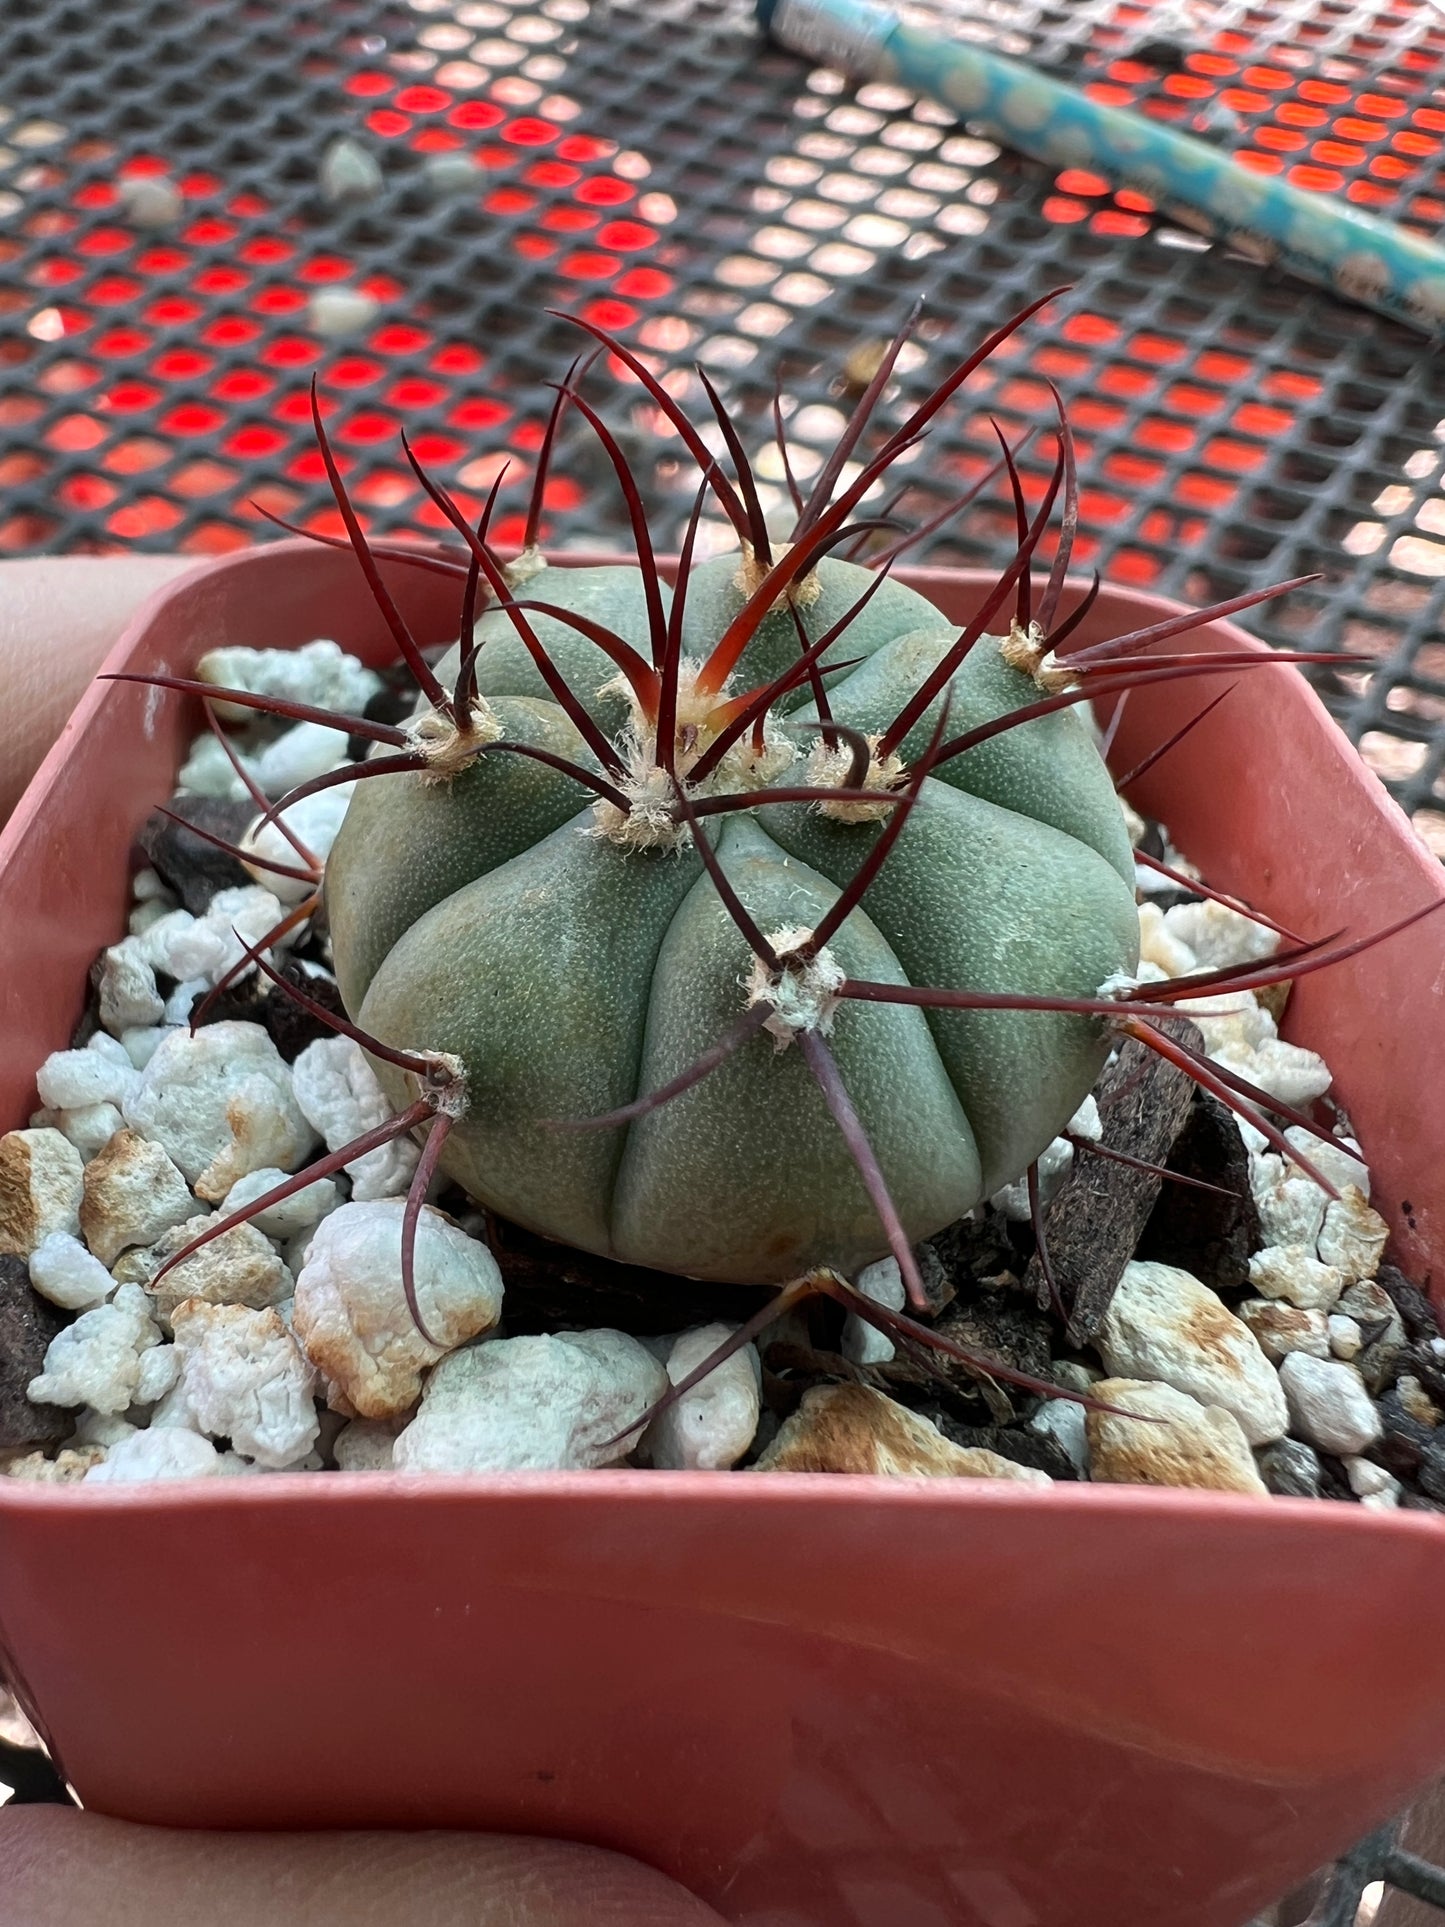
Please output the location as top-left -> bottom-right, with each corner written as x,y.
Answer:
2,0 -> 1445,852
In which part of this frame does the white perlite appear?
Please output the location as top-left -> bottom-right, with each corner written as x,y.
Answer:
198,639 -> 381,725
35,1044 -> 139,1112
1086,1378 -> 1267,1494
1250,1155 -> 1328,1250
241,786 -> 352,903
1278,1353 -> 1382,1456
96,942 -> 166,1033
1096,1260 -> 1288,1445
27,1232 -> 114,1311
1236,1299 -> 1330,1364
219,1166 -> 337,1242
27,1283 -> 162,1413
291,1036 -> 418,1201
333,1417 -> 403,1471
841,1255 -> 906,1366
1160,899 -> 1279,969
642,1323 -> 761,1471
1318,1188 -> 1389,1284
139,1216 -> 293,1321
0,1128 -> 84,1256
123,1021 -> 315,1201
86,1428 -> 222,1482
292,1201 -> 504,1420
171,1300 -> 319,1469
394,1330 -> 668,1473
79,1128 -> 204,1266
1247,1244 -> 1345,1313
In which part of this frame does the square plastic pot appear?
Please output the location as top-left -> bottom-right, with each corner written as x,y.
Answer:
0,542 -> 1443,1927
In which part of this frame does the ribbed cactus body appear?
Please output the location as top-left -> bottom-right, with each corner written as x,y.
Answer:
325,551 -> 1138,1284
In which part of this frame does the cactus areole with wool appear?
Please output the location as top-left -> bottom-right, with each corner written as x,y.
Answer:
319,307 -> 1153,1293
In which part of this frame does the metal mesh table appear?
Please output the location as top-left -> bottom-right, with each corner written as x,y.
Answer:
1,0 -> 1445,846
3,4 -> 1445,1905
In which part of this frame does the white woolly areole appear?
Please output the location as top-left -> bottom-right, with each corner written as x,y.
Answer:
1096,971 -> 1142,1001
404,700 -> 503,780
746,928 -> 845,1049
998,620 -> 1076,693
733,539 -> 821,612
419,1051 -> 469,1120
502,544 -> 546,587
807,732 -> 905,824
588,660 -> 796,852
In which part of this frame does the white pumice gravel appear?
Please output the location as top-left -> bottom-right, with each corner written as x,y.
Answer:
333,1416 -> 405,1471
1318,1188 -> 1389,1284
27,1283 -> 162,1414
1235,1299 -> 1331,1364
123,1022 -> 316,1201
1278,1352 -> 1383,1456
138,1216 -> 293,1321
1028,1395 -> 1089,1472
27,1232 -> 114,1311
1159,899 -> 1279,968
219,1166 -> 338,1242
1344,1457 -> 1401,1509
1246,1244 -> 1346,1313
96,941 -> 166,1033
0,1128 -> 84,1256
241,787 -> 351,903
291,1036 -> 418,1202
1095,1260 -> 1288,1446
291,1200 -> 503,1420
35,1045 -> 140,1113
841,1254 -> 905,1365
80,1128 -> 204,1266
642,1323 -> 761,1471
1086,1379 -> 1268,1494
197,639 -> 381,724
393,1330 -> 668,1474
171,1300 -> 320,1469
86,1427 -> 222,1482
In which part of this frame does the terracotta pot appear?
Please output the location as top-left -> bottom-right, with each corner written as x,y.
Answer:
1,543 -> 1443,1927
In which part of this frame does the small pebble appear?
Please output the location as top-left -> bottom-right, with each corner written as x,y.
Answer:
80,1128 -> 204,1266
26,1283 -> 162,1415
292,1200 -> 503,1420
319,135 -> 383,203
643,1323 -> 761,1471
1028,1396 -> 1088,1473
1086,1378 -> 1267,1495
123,1022 -> 316,1202
755,1383 -> 1050,1483
394,1330 -> 667,1473
1327,1313 -> 1363,1361
1344,1456 -> 1400,1509
1235,1299 -> 1330,1365
27,1232 -> 113,1311
0,1128 -> 83,1257
219,1166 -> 337,1242
139,1215 -> 293,1321
96,941 -> 166,1033
1247,1244 -> 1345,1312
333,1417 -> 403,1471
197,639 -> 381,724
1096,1260 -> 1287,1446
86,1428 -> 221,1482
1161,900 -> 1278,969
117,173 -> 183,228
308,286 -> 381,339
291,1036 -> 417,1202
1318,1187 -> 1388,1284
171,1300 -> 319,1469
35,1045 -> 138,1113
1255,1436 -> 1323,1499
841,1254 -> 905,1365
1278,1352 -> 1382,1456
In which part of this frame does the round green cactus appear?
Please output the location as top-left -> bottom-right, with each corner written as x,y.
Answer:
319,319 -> 1148,1292
129,305 -> 1395,1380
